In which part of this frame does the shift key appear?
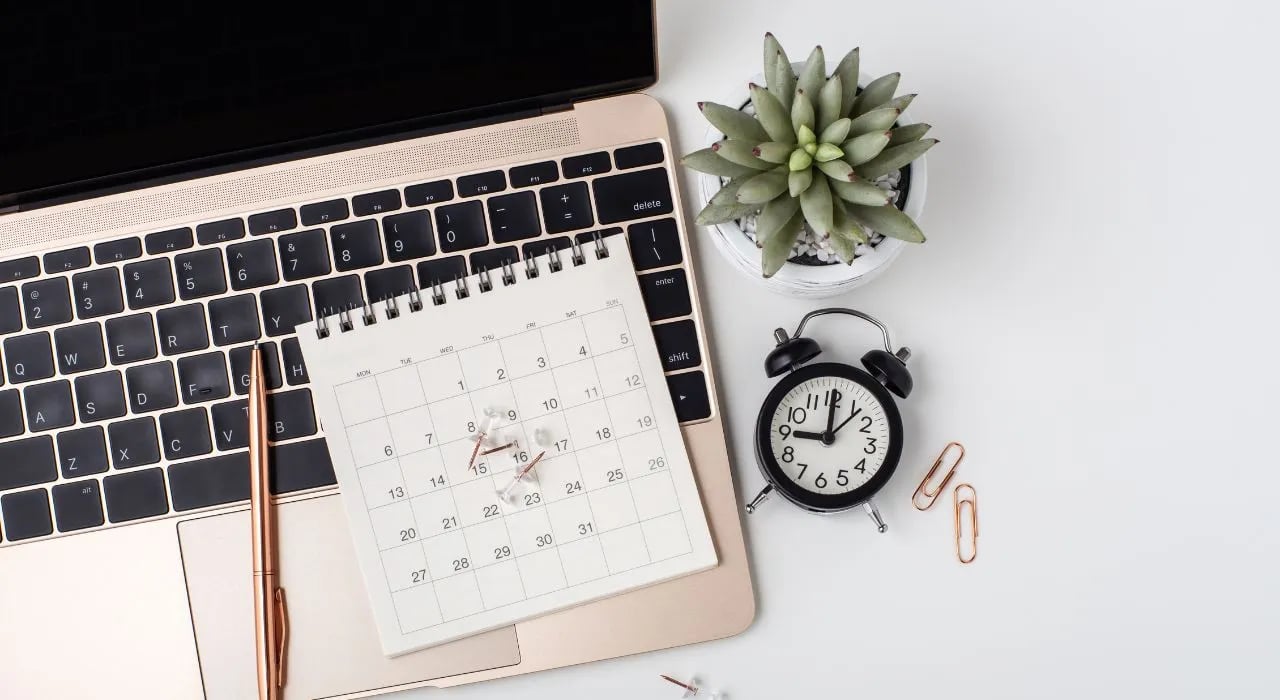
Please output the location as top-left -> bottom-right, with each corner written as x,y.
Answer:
591,167 -> 674,224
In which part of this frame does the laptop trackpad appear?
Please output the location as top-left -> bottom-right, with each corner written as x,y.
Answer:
178,494 -> 521,699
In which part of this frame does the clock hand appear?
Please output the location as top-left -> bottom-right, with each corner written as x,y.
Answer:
832,402 -> 862,436
824,389 -> 841,439
791,430 -> 827,441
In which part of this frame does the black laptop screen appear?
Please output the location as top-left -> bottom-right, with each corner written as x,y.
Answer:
0,2 -> 656,207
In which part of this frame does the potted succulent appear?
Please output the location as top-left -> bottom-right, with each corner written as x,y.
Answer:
683,34 -> 937,297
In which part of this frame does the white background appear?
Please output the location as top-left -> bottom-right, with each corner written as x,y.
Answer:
411,1 -> 1280,697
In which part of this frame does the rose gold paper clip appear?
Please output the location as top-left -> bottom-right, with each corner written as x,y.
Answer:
912,441 -> 965,511
954,483 -> 978,564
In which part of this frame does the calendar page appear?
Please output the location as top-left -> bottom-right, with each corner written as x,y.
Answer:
298,237 -> 718,657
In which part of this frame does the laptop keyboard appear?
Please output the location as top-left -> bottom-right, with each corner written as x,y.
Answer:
0,141 -> 713,544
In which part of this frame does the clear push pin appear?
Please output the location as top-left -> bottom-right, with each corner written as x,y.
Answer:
497,428 -> 552,505
467,409 -> 507,472
659,675 -> 723,699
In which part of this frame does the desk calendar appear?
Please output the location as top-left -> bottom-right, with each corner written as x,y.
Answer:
299,237 -> 718,656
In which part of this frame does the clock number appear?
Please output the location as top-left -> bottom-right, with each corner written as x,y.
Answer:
864,437 -> 877,454
859,416 -> 873,433
781,445 -> 795,463
805,394 -> 819,410
787,407 -> 807,423
837,469 -> 849,487
853,458 -> 867,473
796,463 -> 808,480
814,472 -> 828,488
777,424 -> 791,440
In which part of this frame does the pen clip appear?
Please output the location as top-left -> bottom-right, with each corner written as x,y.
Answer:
274,587 -> 290,689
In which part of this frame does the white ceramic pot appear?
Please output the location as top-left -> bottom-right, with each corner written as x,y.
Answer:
696,64 -> 929,299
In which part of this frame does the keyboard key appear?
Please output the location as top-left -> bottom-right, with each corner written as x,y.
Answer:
0,435 -> 57,490
208,294 -> 261,346
353,189 -> 402,216
271,438 -> 337,494
313,275 -> 364,316
0,257 -> 39,282
4,332 -> 55,384
652,320 -> 702,372
54,323 -> 107,375
157,303 -> 209,355
667,371 -> 712,422
261,285 -> 313,337
175,249 -> 227,300
124,258 -> 176,310
269,388 -> 317,441
469,247 -> 520,278
1,286 -> 20,334
52,480 -> 105,532
591,167 -> 674,224
637,269 -> 692,321
229,342 -> 282,395
196,218 -> 246,245
279,229 -> 332,281
0,388 -> 22,437
488,192 -> 542,243
125,361 -> 178,413
44,247 -> 91,273
248,208 -> 298,235
331,220 -> 384,271
57,426 -> 110,478
176,352 -> 231,404
93,237 -> 142,264
383,211 -> 436,262
436,202 -> 488,253
74,370 -> 127,423
212,399 -> 249,451
417,256 -> 468,289
300,199 -> 349,226
615,142 -> 665,169
1,489 -> 53,540
160,407 -> 212,460
226,239 -> 279,290
540,182 -> 595,234
105,314 -> 157,364
457,170 -> 506,197
22,277 -> 73,329
405,180 -> 454,206
24,379 -> 74,432
72,268 -> 125,319
365,266 -> 416,303
108,417 -> 161,469
562,151 -> 612,178
281,338 -> 309,386
145,227 -> 194,255
170,452 -> 249,511
627,218 -> 683,270
103,467 -> 168,522
510,161 -> 559,188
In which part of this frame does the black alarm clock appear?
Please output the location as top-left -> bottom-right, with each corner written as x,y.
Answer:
745,308 -> 913,533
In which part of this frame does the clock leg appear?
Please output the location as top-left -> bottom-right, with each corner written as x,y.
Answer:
745,484 -> 774,514
863,500 -> 888,533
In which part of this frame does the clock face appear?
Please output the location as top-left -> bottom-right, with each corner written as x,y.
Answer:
767,374 -> 893,497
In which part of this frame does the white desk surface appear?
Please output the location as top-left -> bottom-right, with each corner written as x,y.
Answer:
409,1 -> 1280,697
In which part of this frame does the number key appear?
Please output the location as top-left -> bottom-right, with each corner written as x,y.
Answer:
383,211 -> 436,262
330,220 -> 384,271
21,278 -> 73,329
124,258 -> 176,310
226,239 -> 279,290
1,286 -> 21,334
435,201 -> 488,253
69,268 -> 124,321
175,249 -> 227,300
278,229 -> 332,281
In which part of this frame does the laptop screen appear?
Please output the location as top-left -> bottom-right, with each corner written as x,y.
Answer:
0,2 -> 656,208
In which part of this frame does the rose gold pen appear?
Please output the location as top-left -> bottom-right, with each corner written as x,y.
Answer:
249,343 -> 289,700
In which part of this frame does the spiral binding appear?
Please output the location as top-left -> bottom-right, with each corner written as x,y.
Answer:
314,233 -> 614,339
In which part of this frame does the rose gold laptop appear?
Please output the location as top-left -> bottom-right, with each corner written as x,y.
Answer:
0,4 -> 754,698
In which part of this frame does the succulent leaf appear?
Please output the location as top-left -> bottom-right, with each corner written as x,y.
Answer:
845,203 -> 926,243
750,84 -> 796,144
710,177 -> 746,206
832,47 -> 861,117
816,157 -> 854,180
888,93 -> 916,113
847,107 -> 901,137
761,210 -> 806,277
832,198 -> 871,244
791,91 -> 815,137
853,72 -> 901,116
854,138 -> 938,179
819,117 -> 852,146
841,131 -> 892,166
817,75 -> 843,132
681,148 -> 760,178
788,148 -> 813,172
774,56 -> 797,111
763,34 -> 788,103
827,229 -> 856,264
754,141 -> 793,164
799,175 -> 834,235
714,139 -> 772,170
695,201 -> 760,226
814,143 -> 845,163
829,176 -> 892,206
754,195 -> 801,243
796,124 -> 817,147
795,46 -> 826,102
699,101 -> 771,144
736,168 -> 790,204
788,168 -> 813,197
888,123 -> 932,146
